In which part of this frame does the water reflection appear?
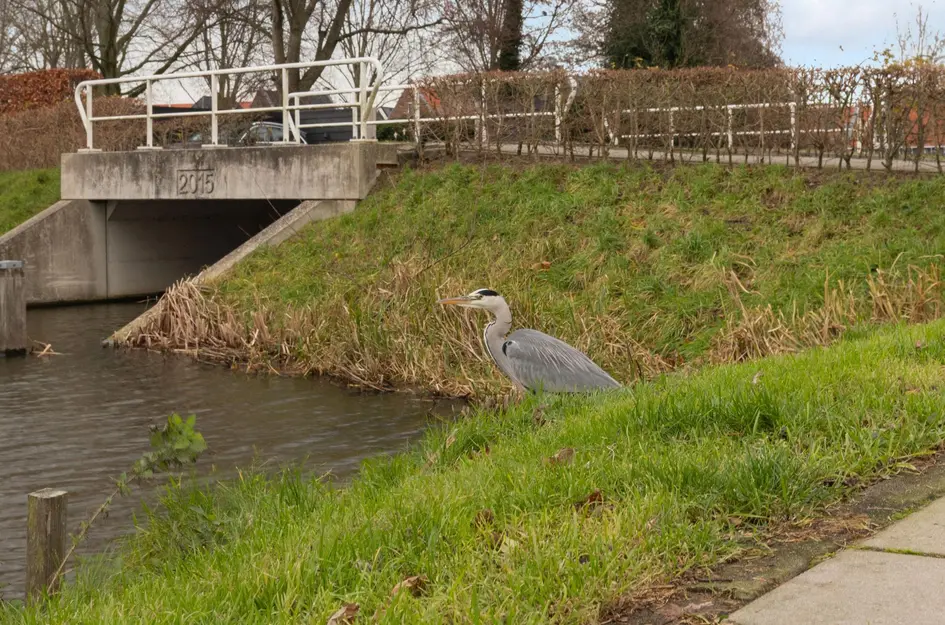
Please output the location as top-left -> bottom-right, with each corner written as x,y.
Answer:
0,302 -> 449,598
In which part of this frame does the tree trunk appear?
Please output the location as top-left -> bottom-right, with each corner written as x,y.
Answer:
496,0 -> 523,71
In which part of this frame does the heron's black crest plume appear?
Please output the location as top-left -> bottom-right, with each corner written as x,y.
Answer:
474,289 -> 500,297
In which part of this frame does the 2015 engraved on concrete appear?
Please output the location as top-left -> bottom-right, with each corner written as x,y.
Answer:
176,168 -> 216,195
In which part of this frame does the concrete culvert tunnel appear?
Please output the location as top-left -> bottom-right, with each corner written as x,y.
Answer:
0,197 -> 301,304
104,199 -> 299,298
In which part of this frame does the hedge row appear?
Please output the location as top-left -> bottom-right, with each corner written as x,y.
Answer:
0,69 -> 101,115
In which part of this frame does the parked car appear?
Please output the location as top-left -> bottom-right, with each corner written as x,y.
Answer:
166,122 -> 308,149
237,121 -> 309,145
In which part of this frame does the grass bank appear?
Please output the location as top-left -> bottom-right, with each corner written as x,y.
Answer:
0,168 -> 59,235
8,320 -> 945,623
127,161 -> 945,397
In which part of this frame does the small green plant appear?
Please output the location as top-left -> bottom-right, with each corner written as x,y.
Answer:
48,414 -> 206,593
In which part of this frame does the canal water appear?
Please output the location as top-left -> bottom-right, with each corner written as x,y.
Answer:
0,302 -> 449,599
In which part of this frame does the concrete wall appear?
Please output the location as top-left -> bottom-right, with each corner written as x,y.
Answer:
0,200 -> 106,304
62,143 -> 380,202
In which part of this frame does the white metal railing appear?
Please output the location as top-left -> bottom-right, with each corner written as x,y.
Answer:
73,58 -> 384,151
75,65 -> 867,155
612,101 -> 854,151
290,75 -> 579,145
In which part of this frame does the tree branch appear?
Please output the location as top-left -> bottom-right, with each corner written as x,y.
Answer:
339,16 -> 444,40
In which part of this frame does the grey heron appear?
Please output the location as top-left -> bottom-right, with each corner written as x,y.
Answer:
437,288 -> 622,393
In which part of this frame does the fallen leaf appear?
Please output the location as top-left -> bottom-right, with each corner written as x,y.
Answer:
499,535 -> 519,555
679,600 -> 714,613
474,508 -> 495,528
728,516 -> 743,526
532,408 -> 547,427
390,575 -> 428,598
326,603 -> 359,625
655,603 -> 685,620
469,445 -> 490,459
530,260 -> 552,271
546,447 -> 575,466
574,489 -> 604,510
916,340 -> 925,350
751,370 -> 763,385
445,431 -> 457,449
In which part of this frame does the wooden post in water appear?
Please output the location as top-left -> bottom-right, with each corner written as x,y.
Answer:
26,488 -> 68,604
0,260 -> 27,356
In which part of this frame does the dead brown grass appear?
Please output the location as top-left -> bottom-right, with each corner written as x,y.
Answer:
122,263 -> 945,398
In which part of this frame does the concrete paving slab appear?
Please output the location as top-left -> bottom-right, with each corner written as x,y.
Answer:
727,549 -> 945,625
861,496 -> 945,556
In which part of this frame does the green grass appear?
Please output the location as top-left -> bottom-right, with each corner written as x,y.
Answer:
201,161 -> 945,396
0,168 -> 59,235
9,320 -> 945,623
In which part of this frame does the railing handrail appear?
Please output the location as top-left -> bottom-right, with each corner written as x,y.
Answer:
74,67 -> 860,155
74,57 -> 385,150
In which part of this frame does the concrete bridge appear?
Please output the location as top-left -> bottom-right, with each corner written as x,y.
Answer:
0,58 -> 410,306
0,143 -> 401,304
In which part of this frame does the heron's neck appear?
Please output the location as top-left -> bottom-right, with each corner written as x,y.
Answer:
483,300 -> 514,380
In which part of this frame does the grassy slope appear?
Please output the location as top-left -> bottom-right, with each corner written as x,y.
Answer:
0,169 -> 59,235
211,162 -> 945,396
8,320 -> 945,624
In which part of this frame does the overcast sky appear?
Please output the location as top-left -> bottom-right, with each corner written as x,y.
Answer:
780,0 -> 945,66
153,0 -> 943,104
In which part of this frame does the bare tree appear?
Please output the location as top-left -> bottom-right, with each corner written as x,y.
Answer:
193,0 -> 270,106
21,0 -> 210,95
0,0 -> 21,71
263,0 -> 445,95
441,0 -> 575,72
893,4 -> 945,65
325,0 -> 441,104
266,0 -> 349,93
8,0 -> 87,70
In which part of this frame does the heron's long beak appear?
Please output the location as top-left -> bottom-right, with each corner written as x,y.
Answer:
437,295 -> 473,306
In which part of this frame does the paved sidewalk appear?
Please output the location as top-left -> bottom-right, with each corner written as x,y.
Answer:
727,496 -> 945,625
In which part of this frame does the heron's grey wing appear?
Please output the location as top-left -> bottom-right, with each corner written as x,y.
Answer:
502,329 -> 621,393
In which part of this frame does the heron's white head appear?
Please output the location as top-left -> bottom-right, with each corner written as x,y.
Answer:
437,288 -> 506,313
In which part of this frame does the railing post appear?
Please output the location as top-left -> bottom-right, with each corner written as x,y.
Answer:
211,74 -> 219,146
363,62 -> 377,141
727,106 -> 734,150
669,109 -> 675,151
281,68 -> 290,144
790,101 -> 797,153
0,260 -> 27,356
85,87 -> 94,151
477,78 -> 488,148
145,80 -> 154,148
413,85 -> 421,148
26,488 -> 68,604
294,95 -> 301,144
554,83 -> 562,146
356,61 -> 368,141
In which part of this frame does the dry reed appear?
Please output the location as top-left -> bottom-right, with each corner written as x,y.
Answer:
122,264 -> 945,398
